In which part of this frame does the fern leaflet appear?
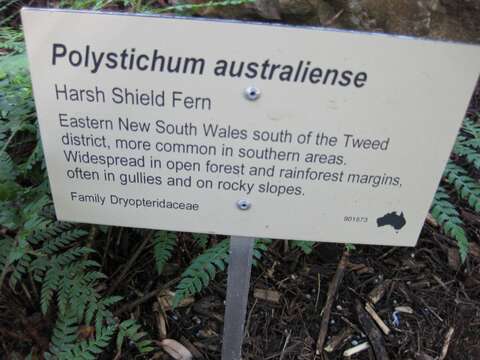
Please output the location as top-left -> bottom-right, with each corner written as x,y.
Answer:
152,231 -> 177,275
444,161 -> 480,213
431,186 -> 469,262
291,240 -> 314,255
117,319 -> 154,354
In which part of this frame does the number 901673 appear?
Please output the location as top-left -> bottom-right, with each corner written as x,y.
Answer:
344,216 -> 368,223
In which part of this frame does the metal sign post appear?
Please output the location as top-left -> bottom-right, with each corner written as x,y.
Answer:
221,236 -> 255,360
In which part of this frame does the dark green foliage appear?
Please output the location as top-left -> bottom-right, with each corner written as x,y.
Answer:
291,240 -> 314,255
192,232 -> 209,248
152,230 -> 177,274
173,238 -> 271,306
430,117 -> 480,262
443,161 -> 480,212
153,0 -> 256,14
453,118 -> 480,169
345,243 -> 356,252
431,187 -> 469,262
49,325 -> 116,360
174,238 -> 230,306
116,319 -> 154,354
0,41 -> 152,357
45,312 -> 79,357
0,27 -> 25,53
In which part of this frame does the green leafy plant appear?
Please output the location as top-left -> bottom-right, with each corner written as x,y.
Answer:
192,232 -> 209,248
291,240 -> 314,255
152,0 -> 255,14
152,230 -> 177,275
430,116 -> 480,262
1,42 -> 153,358
443,161 -> 480,212
173,238 -> 271,306
430,187 -> 469,261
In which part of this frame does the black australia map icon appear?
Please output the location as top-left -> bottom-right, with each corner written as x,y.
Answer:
376,211 -> 406,232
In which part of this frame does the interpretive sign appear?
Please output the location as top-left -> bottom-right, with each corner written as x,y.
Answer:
22,8 -> 480,246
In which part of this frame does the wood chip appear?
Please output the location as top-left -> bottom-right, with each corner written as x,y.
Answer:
160,339 -> 193,360
365,303 -> 391,335
253,288 -> 281,303
368,280 -> 390,304
324,327 -> 353,353
394,306 -> 414,314
439,327 -> 455,360
343,342 -> 370,357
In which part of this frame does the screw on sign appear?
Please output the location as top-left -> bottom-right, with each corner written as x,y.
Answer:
244,86 -> 260,101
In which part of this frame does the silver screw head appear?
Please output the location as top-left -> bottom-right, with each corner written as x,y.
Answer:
236,199 -> 251,211
244,86 -> 260,101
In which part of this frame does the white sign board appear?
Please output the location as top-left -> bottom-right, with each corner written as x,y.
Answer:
22,8 -> 479,246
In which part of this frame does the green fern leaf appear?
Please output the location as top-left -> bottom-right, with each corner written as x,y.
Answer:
46,311 -> 78,356
192,233 -> 209,248
117,319 -> 154,354
41,265 -> 61,314
57,325 -> 116,360
174,239 -> 230,306
453,141 -> 480,170
431,186 -> 469,262
291,240 -> 314,255
462,118 -> 480,138
444,161 -> 480,213
152,231 -> 177,275
41,229 -> 88,255
0,151 -> 17,182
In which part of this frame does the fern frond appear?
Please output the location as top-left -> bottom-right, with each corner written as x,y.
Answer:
192,233 -> 209,248
0,236 -> 15,275
345,243 -> 356,252
291,240 -> 314,255
454,136 -> 480,170
152,231 -> 177,275
252,238 -> 271,265
431,186 -> 469,262
0,151 -> 16,182
444,161 -> 480,213
8,252 -> 32,287
117,319 -> 154,354
453,142 -> 480,169
53,247 -> 96,267
85,295 -> 122,332
46,311 -> 79,357
41,265 -> 61,314
174,239 -> 230,306
462,118 -> 480,138
55,325 -> 116,360
174,238 -> 271,306
41,229 -> 88,255
464,138 -> 480,149
29,221 -> 73,246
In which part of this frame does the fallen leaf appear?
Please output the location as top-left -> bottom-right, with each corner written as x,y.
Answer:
160,339 -> 193,360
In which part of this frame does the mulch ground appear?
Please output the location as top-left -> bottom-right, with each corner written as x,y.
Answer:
133,82 -> 480,360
